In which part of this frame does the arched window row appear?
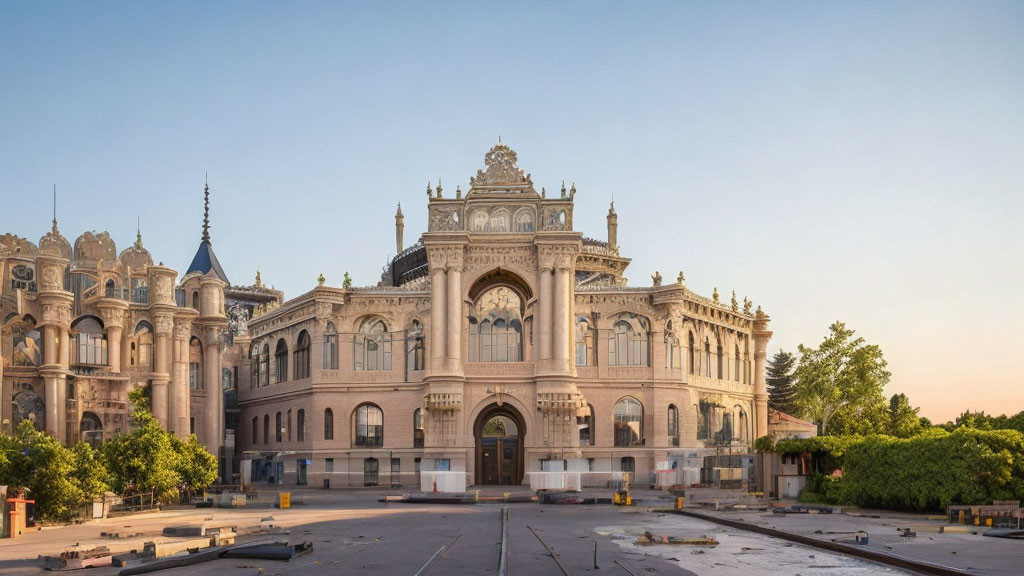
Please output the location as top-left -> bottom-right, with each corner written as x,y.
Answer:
274,339 -> 288,383
294,330 -> 310,380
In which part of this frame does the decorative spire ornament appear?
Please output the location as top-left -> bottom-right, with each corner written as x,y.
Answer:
317,273 -> 325,286
135,217 -> 144,249
201,174 -> 211,242
677,271 -> 685,285
436,178 -> 443,198
731,290 -> 738,312
426,181 -> 432,197
51,184 -> 59,234
743,297 -> 752,315
713,287 -> 720,303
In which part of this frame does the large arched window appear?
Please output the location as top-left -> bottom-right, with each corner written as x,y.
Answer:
324,408 -> 334,440
688,331 -> 695,375
189,337 -> 203,389
668,405 -> 680,447
294,330 -> 311,380
613,397 -> 644,447
576,316 -> 595,366
263,414 -> 270,444
608,313 -> 649,366
297,409 -> 305,442
413,408 -> 424,447
260,343 -> 270,386
132,322 -> 153,368
665,321 -> 679,369
286,409 -> 293,442
354,318 -> 392,371
322,322 -> 338,370
72,316 -> 107,365
275,411 -> 283,442
469,286 -> 523,362
274,339 -> 288,383
353,403 -> 383,447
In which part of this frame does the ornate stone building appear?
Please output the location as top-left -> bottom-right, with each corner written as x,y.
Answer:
237,142 -> 773,488
0,185 -> 281,482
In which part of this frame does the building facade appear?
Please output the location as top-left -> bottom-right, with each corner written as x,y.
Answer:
1,143 -> 773,488
237,142 -> 773,488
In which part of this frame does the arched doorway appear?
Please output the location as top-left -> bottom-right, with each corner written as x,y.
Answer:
81,411 -> 103,447
474,403 -> 525,485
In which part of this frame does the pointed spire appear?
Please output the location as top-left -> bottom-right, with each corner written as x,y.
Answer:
395,202 -> 404,218
135,216 -> 144,249
201,174 -> 211,242
51,184 -> 59,234
254,267 -> 264,288
436,178 -> 443,198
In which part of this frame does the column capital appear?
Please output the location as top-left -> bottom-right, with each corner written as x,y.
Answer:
96,298 -> 129,328
153,313 -> 174,337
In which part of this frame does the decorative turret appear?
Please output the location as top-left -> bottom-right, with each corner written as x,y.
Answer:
607,201 -> 618,249
185,177 -> 230,284
395,203 -> 404,254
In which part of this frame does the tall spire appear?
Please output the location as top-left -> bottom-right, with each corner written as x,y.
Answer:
52,184 -> 59,234
202,173 -> 211,242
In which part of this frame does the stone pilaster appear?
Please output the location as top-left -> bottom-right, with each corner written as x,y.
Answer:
152,312 -> 174,427
97,299 -> 128,373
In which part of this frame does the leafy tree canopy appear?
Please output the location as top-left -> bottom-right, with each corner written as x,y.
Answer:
793,321 -> 890,435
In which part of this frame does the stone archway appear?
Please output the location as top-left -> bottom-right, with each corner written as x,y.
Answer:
474,403 -> 526,486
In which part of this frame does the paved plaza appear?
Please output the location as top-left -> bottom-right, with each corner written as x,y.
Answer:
3,487 -> 1018,575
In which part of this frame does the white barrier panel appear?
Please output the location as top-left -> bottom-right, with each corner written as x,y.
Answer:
420,471 -> 467,493
528,472 -> 582,492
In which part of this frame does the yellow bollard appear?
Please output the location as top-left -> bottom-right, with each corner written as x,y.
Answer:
675,497 -> 685,510
278,492 -> 291,509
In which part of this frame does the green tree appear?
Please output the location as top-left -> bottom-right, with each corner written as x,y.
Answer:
102,406 -> 182,502
886,393 -> 923,438
793,321 -> 890,435
71,442 -> 109,499
0,421 -> 84,521
172,434 -> 218,492
766,350 -> 798,414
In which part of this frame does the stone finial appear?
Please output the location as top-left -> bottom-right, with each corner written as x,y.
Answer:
541,186 -> 546,198
134,217 -> 144,250
201,175 -> 211,242
343,271 -> 352,290
560,180 -> 567,198
254,269 -> 264,288
456,185 -> 462,199
743,297 -> 752,315
755,305 -> 766,320
569,182 -> 576,199
712,287 -> 720,303
317,273 -> 325,286
426,181 -> 432,197
677,271 -> 685,285
436,178 -> 443,198
652,271 -> 662,287
731,290 -> 738,312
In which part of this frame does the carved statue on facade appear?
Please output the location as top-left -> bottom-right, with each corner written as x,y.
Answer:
652,271 -> 662,286
343,271 -> 352,290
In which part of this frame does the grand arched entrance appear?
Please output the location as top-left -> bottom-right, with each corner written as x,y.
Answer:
474,403 -> 525,485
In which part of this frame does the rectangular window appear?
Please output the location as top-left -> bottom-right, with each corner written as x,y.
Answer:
391,457 -> 401,485
621,456 -> 635,473
325,458 -> 334,473
364,458 -> 379,487
190,417 -> 195,435
189,362 -> 201,389
435,458 -> 450,471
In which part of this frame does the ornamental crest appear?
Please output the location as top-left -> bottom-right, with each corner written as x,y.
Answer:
470,143 -> 533,187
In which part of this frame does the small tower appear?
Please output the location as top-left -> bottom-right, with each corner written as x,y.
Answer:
395,202 -> 405,254
607,201 -> 618,249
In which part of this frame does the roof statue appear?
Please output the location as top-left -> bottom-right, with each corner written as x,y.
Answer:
186,177 -> 230,284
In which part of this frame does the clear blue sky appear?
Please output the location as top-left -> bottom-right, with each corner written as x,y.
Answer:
2,1 -> 1022,422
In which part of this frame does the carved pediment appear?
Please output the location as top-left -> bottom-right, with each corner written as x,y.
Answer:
469,142 -> 534,191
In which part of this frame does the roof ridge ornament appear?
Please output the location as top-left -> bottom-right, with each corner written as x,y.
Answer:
469,141 -> 533,188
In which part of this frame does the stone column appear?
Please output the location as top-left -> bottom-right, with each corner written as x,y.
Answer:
106,325 -> 123,373
752,309 -> 773,440
204,326 -> 223,455
552,264 -> 570,371
43,325 -> 57,365
429,255 -> 447,367
537,265 -> 552,361
152,313 -> 173,427
446,260 -> 462,369
169,318 -> 194,437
